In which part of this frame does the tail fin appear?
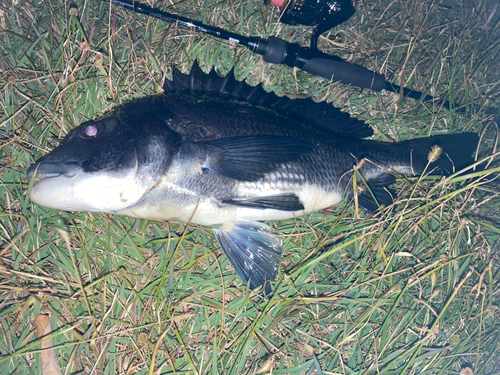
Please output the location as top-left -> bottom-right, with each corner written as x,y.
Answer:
397,133 -> 479,175
358,132 -> 478,213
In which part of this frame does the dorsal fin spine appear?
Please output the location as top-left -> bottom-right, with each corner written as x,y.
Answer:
164,61 -> 373,139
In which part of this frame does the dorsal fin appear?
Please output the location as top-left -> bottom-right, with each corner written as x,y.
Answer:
163,62 -> 373,139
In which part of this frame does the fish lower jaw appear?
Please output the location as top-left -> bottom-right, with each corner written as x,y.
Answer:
29,171 -> 148,213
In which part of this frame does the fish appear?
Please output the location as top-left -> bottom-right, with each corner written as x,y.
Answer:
27,62 -> 479,292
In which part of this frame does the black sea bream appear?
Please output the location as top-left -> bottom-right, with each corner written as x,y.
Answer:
28,63 -> 478,291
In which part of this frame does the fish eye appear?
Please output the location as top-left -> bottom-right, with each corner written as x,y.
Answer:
79,122 -> 105,139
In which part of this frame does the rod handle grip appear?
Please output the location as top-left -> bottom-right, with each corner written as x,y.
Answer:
262,37 -> 387,91
301,58 -> 386,91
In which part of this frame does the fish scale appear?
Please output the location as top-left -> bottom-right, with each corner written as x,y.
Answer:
27,62 -> 479,292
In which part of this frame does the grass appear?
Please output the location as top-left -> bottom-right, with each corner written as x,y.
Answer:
0,0 -> 499,374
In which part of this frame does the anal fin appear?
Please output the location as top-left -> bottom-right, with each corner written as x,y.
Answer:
221,193 -> 304,211
357,173 -> 396,214
213,221 -> 282,294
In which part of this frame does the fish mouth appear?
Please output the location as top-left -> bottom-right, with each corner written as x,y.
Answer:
27,162 -> 81,183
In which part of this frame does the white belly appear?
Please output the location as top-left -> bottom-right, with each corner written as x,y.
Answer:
117,183 -> 342,226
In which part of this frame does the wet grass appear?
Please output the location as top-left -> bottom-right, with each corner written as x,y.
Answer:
0,0 -> 499,374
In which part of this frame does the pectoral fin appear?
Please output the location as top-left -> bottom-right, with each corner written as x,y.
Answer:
213,220 -> 283,293
203,135 -> 313,181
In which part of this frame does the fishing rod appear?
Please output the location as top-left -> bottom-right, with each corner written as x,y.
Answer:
102,0 -> 497,115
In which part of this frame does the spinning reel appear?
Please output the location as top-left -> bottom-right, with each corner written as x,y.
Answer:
266,0 -> 355,49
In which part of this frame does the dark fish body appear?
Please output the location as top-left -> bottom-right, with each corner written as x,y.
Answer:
28,63 -> 478,291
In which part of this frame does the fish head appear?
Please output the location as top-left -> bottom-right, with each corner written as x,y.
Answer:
28,112 -> 179,213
